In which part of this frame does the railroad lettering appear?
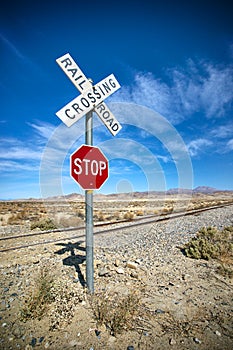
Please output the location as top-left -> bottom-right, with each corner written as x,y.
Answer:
109,78 -> 116,88
87,92 -> 96,104
102,82 -> 111,93
106,118 -> 113,126
67,68 -> 78,78
65,109 -> 75,119
95,103 -> 122,136
93,87 -> 101,100
103,111 -> 110,119
98,85 -> 105,96
80,97 -> 90,108
112,123 -> 119,131
61,57 -> 72,68
72,103 -> 83,114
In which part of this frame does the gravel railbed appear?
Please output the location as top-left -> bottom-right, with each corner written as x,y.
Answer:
94,205 -> 233,265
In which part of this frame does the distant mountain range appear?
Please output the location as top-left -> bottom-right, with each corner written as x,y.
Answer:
166,186 -> 220,194
1,186 -> 232,201
44,186 -> 232,201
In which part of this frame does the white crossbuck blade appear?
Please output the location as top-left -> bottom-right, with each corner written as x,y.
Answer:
56,53 -> 122,136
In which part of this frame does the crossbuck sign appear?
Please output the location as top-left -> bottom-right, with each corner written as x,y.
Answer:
56,53 -> 122,136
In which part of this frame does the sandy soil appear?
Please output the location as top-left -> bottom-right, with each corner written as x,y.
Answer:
0,197 -> 232,350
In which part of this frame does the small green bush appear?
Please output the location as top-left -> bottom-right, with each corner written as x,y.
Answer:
30,218 -> 57,231
184,226 -> 233,261
20,267 -> 55,320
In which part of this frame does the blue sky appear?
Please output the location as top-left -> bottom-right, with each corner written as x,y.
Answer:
1,0 -> 233,199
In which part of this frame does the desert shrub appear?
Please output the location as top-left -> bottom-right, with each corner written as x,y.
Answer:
183,226 -> 233,261
216,263 -> 233,278
20,267 -> 55,320
76,210 -> 85,219
161,207 -> 173,215
136,210 -> 144,216
112,211 -> 122,220
94,211 -> 106,221
20,266 -> 85,327
123,211 -> 134,220
57,215 -> 82,228
89,290 -> 140,335
30,218 -> 57,231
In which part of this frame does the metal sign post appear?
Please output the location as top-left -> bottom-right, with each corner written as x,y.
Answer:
85,110 -> 94,293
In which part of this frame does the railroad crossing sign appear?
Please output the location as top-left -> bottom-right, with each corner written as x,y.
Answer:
70,144 -> 108,190
56,53 -> 122,136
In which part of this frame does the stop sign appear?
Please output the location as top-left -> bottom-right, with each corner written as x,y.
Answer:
70,144 -> 109,190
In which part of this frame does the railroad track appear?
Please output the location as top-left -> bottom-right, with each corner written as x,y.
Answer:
0,202 -> 232,253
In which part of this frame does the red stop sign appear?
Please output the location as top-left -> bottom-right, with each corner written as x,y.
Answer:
70,144 -> 109,190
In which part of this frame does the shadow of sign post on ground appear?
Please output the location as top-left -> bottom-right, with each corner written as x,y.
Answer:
54,241 -> 86,287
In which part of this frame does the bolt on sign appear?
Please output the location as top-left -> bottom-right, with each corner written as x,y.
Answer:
56,53 -> 122,136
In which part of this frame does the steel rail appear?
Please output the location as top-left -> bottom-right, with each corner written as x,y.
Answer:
0,202 -> 232,253
0,202 -> 232,243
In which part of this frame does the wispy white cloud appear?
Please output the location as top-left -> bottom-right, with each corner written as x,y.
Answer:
0,33 -> 25,60
0,126 -> 49,174
0,33 -> 44,75
172,60 -> 233,118
157,155 -> 170,163
187,138 -> 213,157
0,137 -> 43,161
111,59 -> 233,123
0,160 -> 38,173
210,123 -> 233,139
226,139 -> 233,151
29,122 -> 56,140
111,72 -> 175,121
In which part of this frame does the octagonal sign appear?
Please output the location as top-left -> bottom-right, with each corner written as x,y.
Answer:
70,145 -> 109,190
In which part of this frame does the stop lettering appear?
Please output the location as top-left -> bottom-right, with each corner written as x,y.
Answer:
70,145 -> 108,190
73,159 -> 107,176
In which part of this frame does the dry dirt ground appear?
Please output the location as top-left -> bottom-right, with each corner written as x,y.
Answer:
0,196 -> 232,350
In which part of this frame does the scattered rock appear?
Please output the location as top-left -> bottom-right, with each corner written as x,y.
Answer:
114,259 -> 120,267
116,267 -> 124,274
169,338 -> 176,345
31,337 -> 37,347
127,261 -> 138,269
25,345 -> 33,350
94,259 -> 102,268
193,337 -> 202,344
130,271 -> 138,279
69,340 -> 78,347
108,336 -> 116,343
12,325 -> 24,338
155,309 -> 165,314
98,267 -> 109,277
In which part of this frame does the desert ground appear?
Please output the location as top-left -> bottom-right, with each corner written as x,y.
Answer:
0,191 -> 233,349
